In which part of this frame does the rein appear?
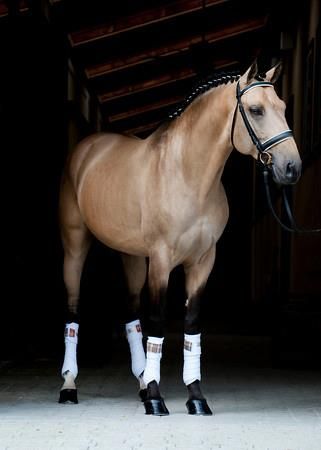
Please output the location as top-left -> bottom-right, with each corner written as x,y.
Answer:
231,80 -> 321,234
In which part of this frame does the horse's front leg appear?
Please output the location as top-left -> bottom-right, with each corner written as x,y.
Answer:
183,246 -> 216,415
143,246 -> 171,415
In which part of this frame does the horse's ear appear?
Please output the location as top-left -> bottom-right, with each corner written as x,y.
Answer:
265,61 -> 283,83
239,60 -> 258,88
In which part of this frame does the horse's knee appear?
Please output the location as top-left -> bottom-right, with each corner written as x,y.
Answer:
184,301 -> 201,334
148,286 -> 167,337
149,315 -> 165,338
184,315 -> 200,335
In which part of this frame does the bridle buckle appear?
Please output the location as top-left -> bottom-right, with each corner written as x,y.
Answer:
259,151 -> 273,166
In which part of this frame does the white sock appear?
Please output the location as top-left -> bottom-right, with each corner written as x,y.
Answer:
143,336 -> 164,386
183,333 -> 201,385
61,322 -> 79,380
125,319 -> 146,379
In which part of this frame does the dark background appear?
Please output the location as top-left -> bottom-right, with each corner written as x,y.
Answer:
1,1 -> 320,369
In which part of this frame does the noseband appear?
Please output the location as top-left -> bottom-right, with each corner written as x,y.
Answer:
231,80 -> 293,166
231,80 -> 320,233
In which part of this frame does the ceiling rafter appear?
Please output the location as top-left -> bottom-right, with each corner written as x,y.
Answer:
98,67 -> 196,103
64,1 -> 272,136
86,16 -> 267,79
0,0 -> 29,17
69,0 -> 228,47
108,95 -> 184,122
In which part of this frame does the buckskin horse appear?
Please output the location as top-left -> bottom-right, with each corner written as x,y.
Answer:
58,62 -> 301,415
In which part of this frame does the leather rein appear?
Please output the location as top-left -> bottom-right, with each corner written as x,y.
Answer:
231,80 -> 321,233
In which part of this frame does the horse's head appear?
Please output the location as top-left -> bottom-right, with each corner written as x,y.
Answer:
232,62 -> 301,185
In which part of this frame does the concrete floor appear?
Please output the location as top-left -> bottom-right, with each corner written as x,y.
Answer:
0,334 -> 321,450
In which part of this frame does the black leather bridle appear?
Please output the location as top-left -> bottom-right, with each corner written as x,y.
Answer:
231,80 -> 320,233
231,80 -> 293,166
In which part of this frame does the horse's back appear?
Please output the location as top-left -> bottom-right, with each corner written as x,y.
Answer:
65,132 -> 143,193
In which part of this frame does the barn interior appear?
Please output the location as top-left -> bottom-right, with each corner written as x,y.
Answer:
1,0 -> 321,398
0,0 -> 321,450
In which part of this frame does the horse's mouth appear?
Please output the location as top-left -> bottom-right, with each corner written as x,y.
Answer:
271,164 -> 301,185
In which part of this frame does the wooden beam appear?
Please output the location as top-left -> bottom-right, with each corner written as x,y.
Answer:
86,35 -> 202,79
98,67 -> 195,103
86,16 -> 267,79
98,58 -> 237,103
206,16 -> 268,44
0,0 -> 29,17
0,1 -> 8,17
69,0 -> 228,47
108,95 -> 183,122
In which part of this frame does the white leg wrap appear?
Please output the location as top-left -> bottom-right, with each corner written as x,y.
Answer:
61,322 -> 79,380
183,333 -> 201,386
61,371 -> 76,390
126,319 -> 146,379
143,336 -> 164,386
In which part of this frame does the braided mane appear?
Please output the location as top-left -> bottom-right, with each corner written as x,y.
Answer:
168,70 -> 240,120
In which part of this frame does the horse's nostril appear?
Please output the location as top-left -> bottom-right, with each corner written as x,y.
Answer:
286,161 -> 294,173
286,161 -> 294,175
285,161 -> 299,183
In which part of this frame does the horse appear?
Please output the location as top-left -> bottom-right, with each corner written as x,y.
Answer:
58,62 -> 301,415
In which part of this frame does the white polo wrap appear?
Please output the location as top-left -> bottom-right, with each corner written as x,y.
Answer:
183,333 -> 201,385
143,336 -> 164,386
61,322 -> 79,380
125,319 -> 146,379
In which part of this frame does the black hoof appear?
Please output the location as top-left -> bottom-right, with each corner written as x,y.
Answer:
59,389 -> 78,404
144,398 -> 169,416
186,398 -> 213,415
139,389 -> 148,402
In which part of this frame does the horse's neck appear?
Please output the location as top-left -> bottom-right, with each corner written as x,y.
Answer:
167,83 -> 235,201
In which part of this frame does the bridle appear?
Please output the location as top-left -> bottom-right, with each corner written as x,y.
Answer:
231,80 -> 293,166
231,80 -> 320,233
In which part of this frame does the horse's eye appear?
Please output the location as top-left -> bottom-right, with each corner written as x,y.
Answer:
249,106 -> 264,116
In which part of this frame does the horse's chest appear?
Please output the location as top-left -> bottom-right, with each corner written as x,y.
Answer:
172,218 -> 215,265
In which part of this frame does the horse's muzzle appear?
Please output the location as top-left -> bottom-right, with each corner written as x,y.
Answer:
272,160 -> 302,185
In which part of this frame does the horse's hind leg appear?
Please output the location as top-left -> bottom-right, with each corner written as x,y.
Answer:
183,246 -> 216,415
59,176 -> 91,404
121,254 -> 147,399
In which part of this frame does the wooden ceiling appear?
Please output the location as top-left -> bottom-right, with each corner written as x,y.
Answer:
66,0 -> 275,136
3,0 -> 290,137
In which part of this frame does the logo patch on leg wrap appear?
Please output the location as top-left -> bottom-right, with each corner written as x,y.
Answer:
184,340 -> 201,351
147,342 -> 162,353
136,324 -> 142,333
65,327 -> 77,338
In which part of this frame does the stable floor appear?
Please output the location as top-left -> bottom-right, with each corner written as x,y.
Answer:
1,334 -> 321,450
